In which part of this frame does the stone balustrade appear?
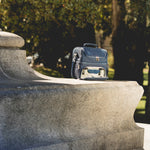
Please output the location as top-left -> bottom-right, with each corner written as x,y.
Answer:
0,31 -> 144,150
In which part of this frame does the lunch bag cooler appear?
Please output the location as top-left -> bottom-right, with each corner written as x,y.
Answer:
71,43 -> 108,80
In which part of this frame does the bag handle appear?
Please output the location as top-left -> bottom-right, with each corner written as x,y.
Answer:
83,43 -> 98,48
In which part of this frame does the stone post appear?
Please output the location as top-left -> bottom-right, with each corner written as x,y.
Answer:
0,31 -> 144,150
0,30 -> 43,80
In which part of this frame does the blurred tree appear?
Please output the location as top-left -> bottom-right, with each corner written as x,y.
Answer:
0,0 -> 112,77
112,0 -> 127,80
145,0 -> 150,120
112,0 -> 147,85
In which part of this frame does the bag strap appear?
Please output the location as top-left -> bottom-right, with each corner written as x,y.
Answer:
83,43 -> 98,48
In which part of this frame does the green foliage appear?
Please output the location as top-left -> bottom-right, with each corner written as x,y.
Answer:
125,0 -> 147,29
0,0 -> 112,77
0,0 -> 112,45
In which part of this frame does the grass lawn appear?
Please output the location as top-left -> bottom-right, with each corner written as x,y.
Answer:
134,96 -> 147,123
135,64 -> 148,114
34,66 -> 63,78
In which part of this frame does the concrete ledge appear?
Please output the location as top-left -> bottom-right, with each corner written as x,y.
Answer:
0,49 -> 42,80
0,31 -> 24,48
136,123 -> 150,150
25,129 -> 144,150
0,80 -> 144,150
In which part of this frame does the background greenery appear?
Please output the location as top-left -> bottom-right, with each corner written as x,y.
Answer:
0,0 -> 112,77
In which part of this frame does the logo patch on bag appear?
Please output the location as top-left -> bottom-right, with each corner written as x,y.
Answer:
96,56 -> 100,62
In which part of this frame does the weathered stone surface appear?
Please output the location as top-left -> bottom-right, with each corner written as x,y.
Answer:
0,31 -> 24,48
0,80 -> 144,150
0,49 -> 42,80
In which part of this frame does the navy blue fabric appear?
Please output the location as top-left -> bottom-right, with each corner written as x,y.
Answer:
71,44 -> 108,79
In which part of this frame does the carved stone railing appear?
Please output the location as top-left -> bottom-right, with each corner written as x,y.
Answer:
0,31 -> 144,150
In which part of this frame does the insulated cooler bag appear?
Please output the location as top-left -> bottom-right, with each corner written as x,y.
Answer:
71,43 -> 108,80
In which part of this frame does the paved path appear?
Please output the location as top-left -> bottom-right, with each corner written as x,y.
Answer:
136,123 -> 150,150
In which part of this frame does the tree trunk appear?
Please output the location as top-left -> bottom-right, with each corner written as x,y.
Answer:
112,0 -> 127,80
130,0 -> 147,85
112,0 -> 147,85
